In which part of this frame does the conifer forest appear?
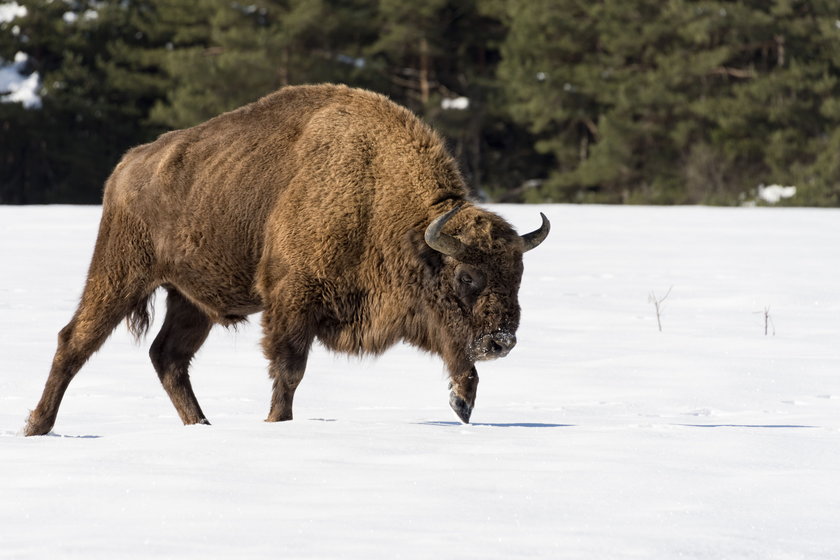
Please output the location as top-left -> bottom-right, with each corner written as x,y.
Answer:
2,0 -> 840,206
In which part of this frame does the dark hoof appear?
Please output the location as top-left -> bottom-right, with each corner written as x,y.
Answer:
23,412 -> 54,437
23,425 -> 51,437
449,392 -> 472,424
264,414 -> 293,422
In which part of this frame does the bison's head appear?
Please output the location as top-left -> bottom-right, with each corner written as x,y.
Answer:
418,204 -> 549,367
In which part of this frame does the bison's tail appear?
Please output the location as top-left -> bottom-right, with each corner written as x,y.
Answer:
126,291 -> 155,342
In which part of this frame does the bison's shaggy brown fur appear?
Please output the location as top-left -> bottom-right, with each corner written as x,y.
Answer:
25,84 -> 548,436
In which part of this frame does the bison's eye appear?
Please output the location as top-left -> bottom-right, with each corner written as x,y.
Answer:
453,265 -> 485,302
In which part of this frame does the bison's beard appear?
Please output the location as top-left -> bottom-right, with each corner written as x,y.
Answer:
468,331 -> 517,361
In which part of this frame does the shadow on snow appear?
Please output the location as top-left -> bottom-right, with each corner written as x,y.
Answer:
418,421 -> 574,428
675,424 -> 818,429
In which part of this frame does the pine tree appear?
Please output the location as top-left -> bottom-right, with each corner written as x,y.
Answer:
0,0 -> 177,202
150,0 -> 381,129
5,0 -> 839,205
495,0 -> 840,205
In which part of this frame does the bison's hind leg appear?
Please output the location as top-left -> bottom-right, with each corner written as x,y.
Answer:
25,210 -> 157,436
24,301 -> 136,436
149,288 -> 213,426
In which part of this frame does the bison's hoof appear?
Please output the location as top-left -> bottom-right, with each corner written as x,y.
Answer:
23,422 -> 51,437
23,425 -> 50,437
264,414 -> 293,422
449,392 -> 472,424
23,411 -> 55,437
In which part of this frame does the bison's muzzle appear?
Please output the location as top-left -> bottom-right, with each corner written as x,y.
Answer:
471,331 -> 517,361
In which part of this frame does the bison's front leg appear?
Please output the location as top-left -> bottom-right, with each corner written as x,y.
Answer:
262,325 -> 312,422
260,283 -> 316,422
265,351 -> 308,422
449,366 -> 479,424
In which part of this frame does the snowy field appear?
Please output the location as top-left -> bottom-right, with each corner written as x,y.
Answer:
1,204 -> 839,559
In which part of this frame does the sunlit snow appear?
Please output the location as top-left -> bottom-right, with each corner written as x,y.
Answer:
1,204 -> 839,559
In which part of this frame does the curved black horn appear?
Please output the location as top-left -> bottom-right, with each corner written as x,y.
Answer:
425,205 -> 467,257
521,212 -> 550,252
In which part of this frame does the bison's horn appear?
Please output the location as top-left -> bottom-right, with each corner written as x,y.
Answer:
425,205 -> 467,258
521,213 -> 550,252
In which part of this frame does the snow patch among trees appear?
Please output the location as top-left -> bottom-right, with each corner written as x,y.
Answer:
0,1 -> 26,23
0,51 -> 40,109
757,184 -> 797,204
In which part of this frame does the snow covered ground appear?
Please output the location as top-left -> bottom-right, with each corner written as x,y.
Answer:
1,204 -> 839,559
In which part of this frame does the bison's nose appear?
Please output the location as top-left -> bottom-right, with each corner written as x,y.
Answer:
471,331 -> 517,361
488,332 -> 516,357
490,333 -> 516,356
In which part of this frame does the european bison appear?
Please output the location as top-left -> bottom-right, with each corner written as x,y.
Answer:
25,84 -> 549,436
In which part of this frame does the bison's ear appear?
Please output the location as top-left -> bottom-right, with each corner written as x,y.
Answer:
404,228 -> 443,280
